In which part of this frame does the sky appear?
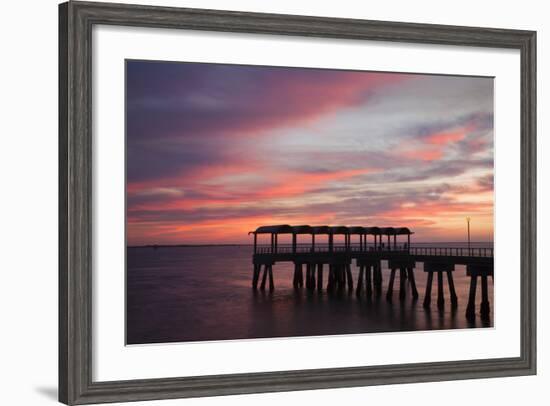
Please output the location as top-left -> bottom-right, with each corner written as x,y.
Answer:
126,60 -> 494,246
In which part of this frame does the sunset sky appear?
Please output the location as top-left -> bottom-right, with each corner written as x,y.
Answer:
126,60 -> 494,246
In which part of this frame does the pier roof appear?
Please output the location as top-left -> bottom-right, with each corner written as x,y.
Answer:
395,227 -> 413,235
364,226 -> 381,235
252,225 -> 293,234
379,227 -> 396,235
250,224 -> 413,235
328,226 -> 349,234
292,225 -> 314,234
379,227 -> 414,235
311,226 -> 330,234
347,226 -> 365,234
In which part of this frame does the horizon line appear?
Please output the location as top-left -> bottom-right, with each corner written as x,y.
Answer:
128,241 -> 495,248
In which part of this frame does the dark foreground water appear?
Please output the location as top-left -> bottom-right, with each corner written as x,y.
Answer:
127,244 -> 493,345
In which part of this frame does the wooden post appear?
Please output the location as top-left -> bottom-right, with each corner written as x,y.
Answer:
330,265 -> 337,291
393,234 -> 397,249
407,234 -> 410,250
437,271 -> 444,309
298,263 -> 304,288
329,234 -> 334,252
399,268 -> 406,300
407,268 -> 418,299
275,234 -> 278,253
252,264 -> 260,289
317,264 -> 323,291
335,265 -> 342,291
356,265 -> 364,295
480,275 -> 490,318
366,265 -> 373,297
306,264 -> 315,290
268,265 -> 274,291
374,262 -> 382,292
260,264 -> 268,290
327,264 -> 334,291
423,271 -> 434,308
254,233 -> 257,254
270,234 -> 274,254
466,275 -> 478,319
292,233 -> 296,254
293,263 -> 299,288
386,268 -> 396,301
346,264 -> 353,291
341,265 -> 346,288
312,234 -> 315,253
447,270 -> 458,307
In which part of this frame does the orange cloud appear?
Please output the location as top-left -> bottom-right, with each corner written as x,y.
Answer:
397,148 -> 443,161
128,167 -> 379,213
255,168 -> 378,200
425,131 -> 465,145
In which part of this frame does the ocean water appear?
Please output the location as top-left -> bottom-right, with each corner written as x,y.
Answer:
127,243 -> 493,345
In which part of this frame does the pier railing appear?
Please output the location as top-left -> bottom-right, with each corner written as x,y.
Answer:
255,244 -> 493,258
255,243 -> 391,254
409,247 -> 493,257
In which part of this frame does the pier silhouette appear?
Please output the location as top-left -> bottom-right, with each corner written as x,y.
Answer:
249,225 -> 493,320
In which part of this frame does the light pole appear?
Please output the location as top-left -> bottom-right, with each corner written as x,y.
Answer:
466,216 -> 471,255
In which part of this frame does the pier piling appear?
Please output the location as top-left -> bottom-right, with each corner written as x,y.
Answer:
386,268 -> 397,301
252,264 -> 260,290
423,271 -> 434,308
260,264 -> 269,290
317,264 -> 323,291
346,264 -> 353,291
268,265 -> 274,291
466,264 -> 493,320
399,268 -> 407,300
466,275 -> 477,319
437,271 -> 445,309
366,266 -> 373,297
407,267 -> 419,299
423,262 -> 456,310
356,265 -> 364,296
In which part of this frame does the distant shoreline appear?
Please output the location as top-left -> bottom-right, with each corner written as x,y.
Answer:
128,244 -> 253,248
128,241 -> 494,249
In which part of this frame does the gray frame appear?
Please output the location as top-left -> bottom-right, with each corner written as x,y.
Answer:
59,1 -> 536,404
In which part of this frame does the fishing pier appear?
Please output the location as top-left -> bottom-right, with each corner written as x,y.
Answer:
249,225 -> 494,320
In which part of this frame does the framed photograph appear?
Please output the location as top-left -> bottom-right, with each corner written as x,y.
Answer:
59,1 -> 536,404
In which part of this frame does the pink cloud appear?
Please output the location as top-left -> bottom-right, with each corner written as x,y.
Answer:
425,131 -> 466,145
394,129 -> 467,162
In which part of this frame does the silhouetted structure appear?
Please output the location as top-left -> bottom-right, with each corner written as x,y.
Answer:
249,224 -> 494,320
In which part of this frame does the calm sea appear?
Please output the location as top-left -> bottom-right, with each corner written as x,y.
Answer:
127,243 -> 493,345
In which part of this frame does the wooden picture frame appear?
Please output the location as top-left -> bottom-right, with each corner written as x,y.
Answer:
59,1 -> 536,404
